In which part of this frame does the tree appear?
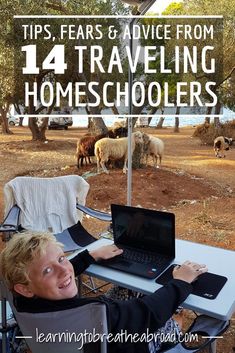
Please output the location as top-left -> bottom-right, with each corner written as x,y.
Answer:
174,113 -> 180,133
0,0 -> 58,137
161,0 -> 235,127
183,0 -> 235,120
222,71 -> 235,112
135,13 -> 187,130
163,2 -> 184,15
156,115 -> 165,129
0,0 -> 128,139
0,1 -> 15,134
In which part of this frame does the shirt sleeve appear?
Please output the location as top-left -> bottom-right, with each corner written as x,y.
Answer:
104,279 -> 193,335
70,250 -> 96,276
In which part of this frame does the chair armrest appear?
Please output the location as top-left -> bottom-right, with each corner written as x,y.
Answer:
168,314 -> 230,352
76,203 -> 112,222
159,314 -> 229,352
0,205 -> 20,232
186,314 -> 229,337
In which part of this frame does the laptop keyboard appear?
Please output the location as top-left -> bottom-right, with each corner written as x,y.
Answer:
120,247 -> 166,266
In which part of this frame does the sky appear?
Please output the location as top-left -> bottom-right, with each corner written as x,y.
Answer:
149,0 -> 182,14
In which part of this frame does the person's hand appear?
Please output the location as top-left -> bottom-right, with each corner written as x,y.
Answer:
173,261 -> 208,284
89,244 -> 123,261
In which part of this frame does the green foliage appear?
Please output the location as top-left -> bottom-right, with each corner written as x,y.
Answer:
162,2 -> 184,15
0,0 -> 128,116
183,0 -> 235,17
222,72 -> 235,111
182,0 -> 235,112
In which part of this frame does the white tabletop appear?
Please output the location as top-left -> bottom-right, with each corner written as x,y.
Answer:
72,238 -> 235,321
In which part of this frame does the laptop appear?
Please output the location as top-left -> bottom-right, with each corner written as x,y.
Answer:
99,204 -> 175,279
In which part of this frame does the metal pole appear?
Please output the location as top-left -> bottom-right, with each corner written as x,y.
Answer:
127,19 -> 134,206
0,284 -> 7,353
125,1 -> 157,205
2,297 -> 7,353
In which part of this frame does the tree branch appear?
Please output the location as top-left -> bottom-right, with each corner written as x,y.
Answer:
45,1 -> 69,14
218,66 -> 235,86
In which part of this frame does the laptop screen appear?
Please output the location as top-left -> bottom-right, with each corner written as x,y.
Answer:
111,204 -> 175,257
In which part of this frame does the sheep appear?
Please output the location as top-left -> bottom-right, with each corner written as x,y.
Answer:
214,136 -> 233,158
95,131 -> 144,174
145,135 -> 164,168
76,138 -> 93,167
76,126 -> 128,168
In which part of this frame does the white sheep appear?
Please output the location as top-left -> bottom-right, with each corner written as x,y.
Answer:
214,136 -> 233,158
145,136 -> 164,168
95,131 -> 143,174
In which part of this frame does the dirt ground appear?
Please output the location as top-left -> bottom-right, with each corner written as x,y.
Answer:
0,125 -> 234,352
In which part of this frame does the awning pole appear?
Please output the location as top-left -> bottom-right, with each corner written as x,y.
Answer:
127,19 -> 134,206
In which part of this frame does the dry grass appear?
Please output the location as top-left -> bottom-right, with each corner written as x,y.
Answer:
193,120 -> 235,145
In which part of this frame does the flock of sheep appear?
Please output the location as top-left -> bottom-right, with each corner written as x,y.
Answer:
76,126 -> 233,174
76,126 -> 164,174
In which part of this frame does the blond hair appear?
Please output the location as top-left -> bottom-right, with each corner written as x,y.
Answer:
0,232 -> 63,291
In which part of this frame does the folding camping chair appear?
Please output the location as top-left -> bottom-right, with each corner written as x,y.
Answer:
0,279 -> 108,353
0,175 -> 112,294
0,175 -> 111,353
0,276 -> 229,353
1,175 -> 111,246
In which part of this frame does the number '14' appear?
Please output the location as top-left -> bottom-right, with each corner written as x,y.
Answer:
21,45 -> 67,74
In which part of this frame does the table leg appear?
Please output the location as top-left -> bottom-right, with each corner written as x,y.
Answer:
209,340 -> 217,353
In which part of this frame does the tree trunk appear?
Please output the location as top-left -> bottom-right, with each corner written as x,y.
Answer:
132,142 -> 143,169
148,107 -> 158,125
88,117 -> 108,135
215,101 -> 221,115
85,106 -> 90,114
174,117 -> 180,132
148,117 -> 152,125
19,117 -> 24,126
88,117 -> 92,131
214,117 -> 220,128
156,117 -> 165,129
174,107 -> 180,132
0,109 -> 13,134
27,94 -> 54,141
214,101 -> 221,128
111,104 -> 119,115
14,103 -> 24,126
76,74 -> 108,134
28,118 -> 44,141
39,117 -> 49,140
214,101 -> 221,131
28,117 -> 49,141
131,91 -> 148,128
131,117 -> 139,128
205,106 -> 212,124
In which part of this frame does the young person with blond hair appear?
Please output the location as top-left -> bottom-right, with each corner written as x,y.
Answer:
0,232 -> 207,353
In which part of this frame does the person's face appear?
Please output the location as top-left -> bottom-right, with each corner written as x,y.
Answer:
14,242 -> 78,300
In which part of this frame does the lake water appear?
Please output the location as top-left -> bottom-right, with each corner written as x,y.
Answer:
21,107 -> 234,127
72,108 -> 234,128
